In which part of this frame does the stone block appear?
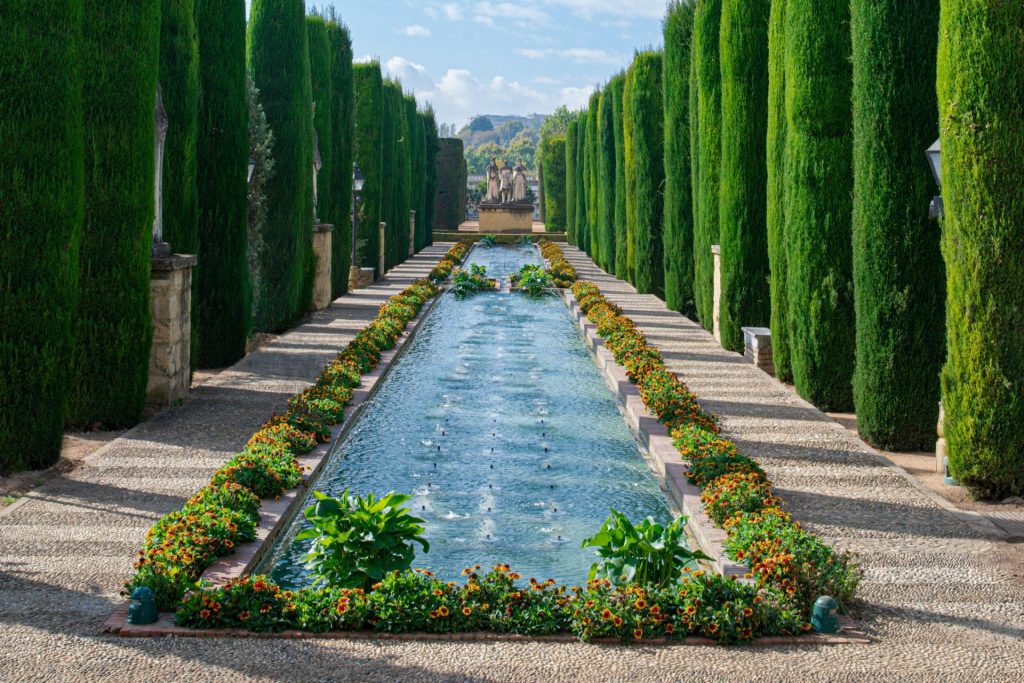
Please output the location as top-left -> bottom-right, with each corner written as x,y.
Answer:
312,224 -> 333,310
742,326 -> 774,376
148,253 -> 195,407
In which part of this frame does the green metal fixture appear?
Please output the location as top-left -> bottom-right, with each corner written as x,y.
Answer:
128,586 -> 159,626
811,595 -> 840,634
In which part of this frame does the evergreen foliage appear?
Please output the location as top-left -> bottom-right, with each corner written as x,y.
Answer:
587,93 -> 601,261
765,0 -> 791,381
0,1 -> 83,472
195,0 -> 250,366
610,75 -> 628,280
420,109 -> 439,247
565,119 -> 578,244
662,1 -> 696,316
306,16 -> 333,226
575,111 -> 589,252
692,0 -> 722,331
627,51 -> 665,296
352,62 -> 384,269
622,64 -> 636,283
433,138 -> 465,229
597,89 -> 617,270
851,0 -> 943,450
542,135 -> 567,233
326,18 -> 354,298
784,0 -> 855,411
248,0 -> 314,331
937,0 -> 1024,496
719,0 -> 770,351
70,0 -> 160,426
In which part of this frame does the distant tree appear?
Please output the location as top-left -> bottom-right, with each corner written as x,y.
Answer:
628,51 -> 665,296
565,118 -> 578,243
468,115 -> 494,133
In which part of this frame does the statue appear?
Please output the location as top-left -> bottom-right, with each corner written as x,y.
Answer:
499,160 -> 514,204
513,159 -> 528,203
312,102 -> 323,222
485,157 -> 500,203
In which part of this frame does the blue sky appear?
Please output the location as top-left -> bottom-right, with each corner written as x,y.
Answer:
247,1 -> 666,129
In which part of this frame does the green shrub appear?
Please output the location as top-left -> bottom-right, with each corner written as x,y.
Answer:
766,0 -> 791,381
70,0 -> 160,427
352,62 -> 385,267
627,51 -> 665,297
379,84 -> 400,269
937,0 -> 1024,496
851,0 -> 943,450
662,2 -> 696,317
248,0 -> 314,331
541,135 -> 567,232
0,1 -> 83,473
565,119 -> 578,243
691,0 -> 722,331
433,138 -> 465,230
784,0 -> 855,411
326,17 -> 354,298
597,89 -> 617,272
719,0 -> 770,352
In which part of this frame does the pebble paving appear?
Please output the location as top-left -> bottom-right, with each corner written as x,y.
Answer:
1,244 -> 1023,682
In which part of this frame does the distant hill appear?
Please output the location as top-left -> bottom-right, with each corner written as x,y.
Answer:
458,114 -> 546,174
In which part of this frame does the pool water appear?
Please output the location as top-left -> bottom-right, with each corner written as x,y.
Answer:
265,245 -> 674,587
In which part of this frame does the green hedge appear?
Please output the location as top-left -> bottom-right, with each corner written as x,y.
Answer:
719,0 -> 770,352
662,1 -> 696,317
306,16 -> 333,227
433,138 -> 464,230
352,62 -> 384,267
327,19 -> 354,298
0,1 -> 83,473
597,90 -> 617,270
610,75 -> 628,280
628,51 -> 665,297
420,109 -> 439,247
586,93 -> 601,261
159,0 -> 199,368
575,111 -> 589,252
851,0 -> 943,450
937,0 -> 1024,496
565,119 -> 578,243
766,0 -> 791,381
692,0 -> 722,331
248,0 -> 314,331
784,0 -> 855,411
542,135 -> 567,232
195,0 -> 250,368
70,0 -> 160,427
621,67 -> 636,283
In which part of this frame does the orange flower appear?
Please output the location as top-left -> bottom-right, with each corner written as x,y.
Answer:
601,609 -> 613,621
664,623 -> 675,635
740,628 -> 753,639
199,609 -> 211,619
650,605 -> 661,615
634,598 -> 647,610
708,623 -> 719,634
685,605 -> 697,616
433,589 -> 444,596
633,628 -> 643,640
438,606 -> 450,617
613,616 -> 623,627
462,607 -> 472,616
239,610 -> 251,622
742,607 -> 754,618
429,610 -> 439,619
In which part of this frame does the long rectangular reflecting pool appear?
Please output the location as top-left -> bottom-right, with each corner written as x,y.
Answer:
263,245 -> 675,587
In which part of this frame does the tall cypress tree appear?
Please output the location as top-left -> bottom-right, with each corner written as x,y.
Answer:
71,0 -> 160,427
937,0 -> 1024,496
326,17 -> 354,298
662,1 -> 696,317
785,0 -> 855,411
420,109 -> 439,247
352,62 -> 383,273
629,51 -> 665,296
248,0 -> 314,331
610,74 -> 628,280
565,118 -> 578,244
575,111 -> 589,253
851,0 -> 943,450
0,1 -> 83,472
622,64 -> 637,283
597,89 -> 617,271
306,16 -> 333,227
587,92 -> 601,262
692,0 -> 722,331
719,0 -> 770,351
403,94 -> 419,259
542,135 -> 567,233
766,0 -> 791,381
159,0 -> 200,367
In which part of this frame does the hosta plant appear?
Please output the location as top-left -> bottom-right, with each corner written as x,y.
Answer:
514,264 -> 554,296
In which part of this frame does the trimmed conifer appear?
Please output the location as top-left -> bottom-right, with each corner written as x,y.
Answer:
0,1 -> 83,472
432,138 -> 464,230
937,0 -> 1024,496
352,62 -> 384,270
765,0 -> 791,381
610,75 -> 628,280
306,16 -> 333,227
70,0 -> 160,426
248,0 -> 315,331
587,92 -> 601,261
622,63 -> 637,283
662,1 -> 696,317
784,0 -> 855,411
719,0 -> 770,352
692,0 -> 722,331
628,51 -> 665,296
542,135 -> 567,233
575,111 -> 589,252
420,109 -> 439,247
597,90 -> 617,271
326,18 -> 354,298
565,119 -> 578,244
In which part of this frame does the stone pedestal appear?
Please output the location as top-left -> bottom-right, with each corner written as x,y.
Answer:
148,253 -> 197,407
478,202 -> 533,233
348,265 -> 375,291
936,402 -> 947,474
712,245 -> 722,343
742,327 -> 774,376
378,221 -> 386,279
409,210 -> 417,258
312,223 -> 333,310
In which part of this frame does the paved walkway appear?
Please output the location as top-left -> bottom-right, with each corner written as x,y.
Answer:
1,244 -> 1022,682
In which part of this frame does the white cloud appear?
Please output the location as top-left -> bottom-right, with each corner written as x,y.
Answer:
442,3 -> 463,20
400,24 -> 432,37
516,47 -> 623,66
559,85 -> 598,110
545,0 -> 665,19
476,1 -> 551,26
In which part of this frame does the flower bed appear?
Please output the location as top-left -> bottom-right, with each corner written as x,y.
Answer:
570,281 -> 860,617
126,274 -> 441,611
539,240 -> 577,288
428,243 -> 471,283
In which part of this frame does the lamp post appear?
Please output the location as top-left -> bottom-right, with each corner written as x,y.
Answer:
926,139 -> 943,219
248,157 -> 256,185
349,163 -> 365,290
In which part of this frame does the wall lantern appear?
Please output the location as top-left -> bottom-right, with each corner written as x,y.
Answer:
926,139 -> 943,220
248,157 -> 256,185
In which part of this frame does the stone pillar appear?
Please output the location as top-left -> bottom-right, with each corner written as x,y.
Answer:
712,245 -> 722,343
312,223 -> 334,310
742,327 -> 774,376
148,253 -> 197,407
378,221 -> 387,279
936,402 -> 947,474
409,210 -> 416,258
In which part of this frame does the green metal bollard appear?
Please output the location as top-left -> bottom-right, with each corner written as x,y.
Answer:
128,587 -> 159,626
811,595 -> 839,634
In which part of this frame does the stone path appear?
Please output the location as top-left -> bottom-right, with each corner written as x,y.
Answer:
1,244 -> 1023,682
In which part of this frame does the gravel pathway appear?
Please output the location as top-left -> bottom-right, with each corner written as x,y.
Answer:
1,244 -> 1022,682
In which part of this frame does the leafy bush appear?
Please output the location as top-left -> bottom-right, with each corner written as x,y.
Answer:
298,490 -> 429,590
513,264 -> 553,296
451,264 -> 495,297
479,235 -> 497,248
